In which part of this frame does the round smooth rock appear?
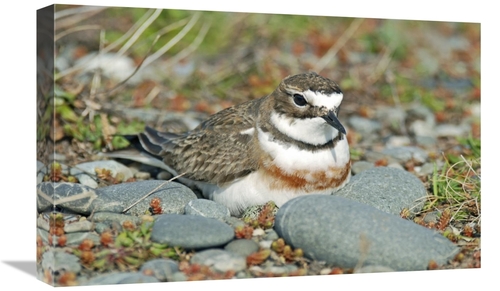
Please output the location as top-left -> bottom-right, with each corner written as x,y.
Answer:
151,214 -> 234,249
184,199 -> 231,220
274,195 -> 459,271
224,239 -> 260,257
334,167 -> 426,215
190,249 -> 246,273
95,180 -> 197,215
37,182 -> 99,215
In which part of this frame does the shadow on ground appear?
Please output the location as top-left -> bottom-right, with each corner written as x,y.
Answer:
2,261 -> 37,278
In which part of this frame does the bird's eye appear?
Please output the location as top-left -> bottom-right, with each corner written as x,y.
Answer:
293,94 -> 307,107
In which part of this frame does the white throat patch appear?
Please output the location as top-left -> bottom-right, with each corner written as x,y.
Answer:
269,111 -> 341,146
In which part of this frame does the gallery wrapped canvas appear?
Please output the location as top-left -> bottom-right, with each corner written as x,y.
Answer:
36,4 -> 480,287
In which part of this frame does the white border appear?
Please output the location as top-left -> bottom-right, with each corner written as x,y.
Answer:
1,1 -> 493,291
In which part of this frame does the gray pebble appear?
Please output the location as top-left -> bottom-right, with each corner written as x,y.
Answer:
222,216 -> 247,229
423,211 -> 440,223
65,232 -> 101,247
274,195 -> 459,271
415,135 -> 438,147
86,272 -> 159,285
407,104 -> 436,125
364,151 -> 400,164
70,160 -> 134,188
134,171 -> 151,180
387,163 -> 405,170
348,116 -> 382,134
224,239 -> 260,257
156,171 -> 173,180
94,222 -> 118,234
264,229 -> 279,241
64,220 -> 93,233
418,162 -> 436,176
91,212 -> 142,226
375,107 -> 407,129
169,271 -> 188,282
140,258 -> 179,282
37,160 -> 47,185
185,199 -> 231,220
37,216 -> 50,232
190,249 -> 246,273
151,214 -> 234,249
351,161 -> 374,175
334,167 -> 426,215
354,265 -> 395,273
410,120 -> 436,138
41,250 -> 81,274
259,240 -> 273,249
382,146 -> 429,163
384,135 -> 411,147
37,182 -> 99,215
248,264 -> 298,275
95,180 -> 197,216
37,228 -> 50,245
435,123 -> 470,137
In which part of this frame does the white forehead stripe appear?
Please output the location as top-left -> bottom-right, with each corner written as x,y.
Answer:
303,90 -> 343,109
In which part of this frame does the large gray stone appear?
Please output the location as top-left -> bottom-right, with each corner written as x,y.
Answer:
37,182 -> 100,215
95,180 -> 197,216
151,214 -> 234,249
274,195 -> 459,271
334,167 -> 426,215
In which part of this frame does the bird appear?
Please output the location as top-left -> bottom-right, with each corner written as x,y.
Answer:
132,72 -> 351,216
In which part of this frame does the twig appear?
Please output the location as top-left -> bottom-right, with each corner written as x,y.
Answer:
366,45 -> 395,86
162,21 -> 211,68
55,8 -> 158,80
116,9 -> 163,57
55,6 -> 107,29
122,172 -> 187,213
141,12 -> 201,68
460,154 -> 480,178
99,35 -> 161,97
313,18 -> 364,73
55,5 -> 106,20
385,69 -> 408,136
55,24 -> 102,41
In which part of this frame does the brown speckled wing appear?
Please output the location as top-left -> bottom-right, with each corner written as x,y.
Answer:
138,98 -> 264,185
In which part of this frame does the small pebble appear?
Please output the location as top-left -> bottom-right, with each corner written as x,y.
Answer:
184,199 -> 231,220
252,228 -> 265,237
224,239 -> 260,257
140,258 -> 179,282
151,214 -> 234,249
190,249 -> 246,273
134,171 -> 151,180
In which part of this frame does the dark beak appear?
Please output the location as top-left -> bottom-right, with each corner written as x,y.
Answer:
321,110 -> 346,135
